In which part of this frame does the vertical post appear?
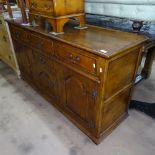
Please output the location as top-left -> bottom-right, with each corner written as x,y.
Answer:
25,0 -> 30,8
142,46 -> 155,79
6,0 -> 13,19
18,0 -> 28,24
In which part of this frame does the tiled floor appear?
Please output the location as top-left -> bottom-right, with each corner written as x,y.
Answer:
0,61 -> 155,155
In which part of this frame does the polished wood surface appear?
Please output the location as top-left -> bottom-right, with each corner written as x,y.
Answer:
7,20 -> 147,144
28,0 -> 85,32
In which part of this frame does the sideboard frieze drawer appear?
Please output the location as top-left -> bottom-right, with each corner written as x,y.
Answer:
54,42 -> 99,75
29,33 -> 54,55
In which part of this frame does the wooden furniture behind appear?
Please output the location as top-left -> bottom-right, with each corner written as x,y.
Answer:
29,0 -> 85,33
0,13 -> 18,72
8,20 -> 147,144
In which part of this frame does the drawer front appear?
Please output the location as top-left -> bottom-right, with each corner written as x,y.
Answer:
30,0 -> 54,15
10,25 -> 29,43
10,25 -> 53,55
30,33 -> 54,55
54,43 -> 97,75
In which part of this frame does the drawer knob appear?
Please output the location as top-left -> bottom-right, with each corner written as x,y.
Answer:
69,54 -> 73,59
76,56 -> 81,62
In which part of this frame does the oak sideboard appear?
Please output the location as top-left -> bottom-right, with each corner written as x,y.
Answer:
7,20 -> 147,144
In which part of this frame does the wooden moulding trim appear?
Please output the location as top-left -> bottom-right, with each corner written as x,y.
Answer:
29,12 -> 85,19
98,113 -> 128,143
103,83 -> 133,105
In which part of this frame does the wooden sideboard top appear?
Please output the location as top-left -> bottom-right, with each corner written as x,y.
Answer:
6,19 -> 148,58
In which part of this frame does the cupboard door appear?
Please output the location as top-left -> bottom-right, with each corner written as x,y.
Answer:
31,51 -> 59,102
13,41 -> 32,77
62,67 -> 97,129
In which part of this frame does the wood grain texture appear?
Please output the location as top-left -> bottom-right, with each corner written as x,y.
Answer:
8,20 -> 147,144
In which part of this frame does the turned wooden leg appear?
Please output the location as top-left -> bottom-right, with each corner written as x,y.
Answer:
48,18 -> 69,33
142,46 -> 155,79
